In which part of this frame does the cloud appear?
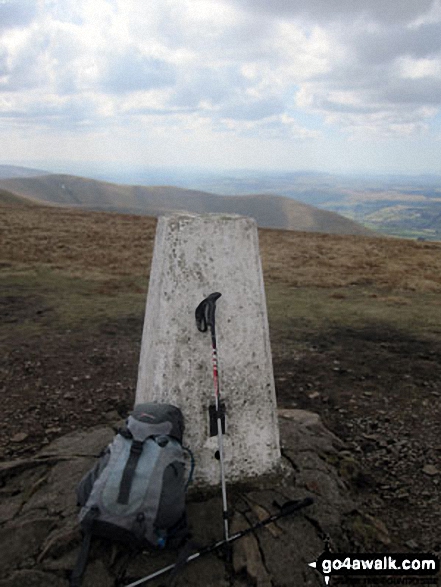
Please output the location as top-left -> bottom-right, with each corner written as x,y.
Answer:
98,48 -> 177,94
218,97 -> 286,121
224,0 -> 436,24
213,113 -> 320,140
380,77 -> 441,106
283,3 -> 441,137
353,22 -> 441,66
0,91 -> 102,130
0,0 -> 38,31
0,29 -> 52,91
1,0 -> 441,166
399,55 -> 441,79
170,65 -> 248,109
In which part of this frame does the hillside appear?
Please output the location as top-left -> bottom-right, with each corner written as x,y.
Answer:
0,164 -> 51,179
0,188 -> 42,207
0,173 -> 374,236
3,164 -> 441,239
167,169 -> 441,241
1,202 -> 441,563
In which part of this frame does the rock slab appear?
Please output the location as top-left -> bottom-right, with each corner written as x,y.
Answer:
0,410 -> 393,587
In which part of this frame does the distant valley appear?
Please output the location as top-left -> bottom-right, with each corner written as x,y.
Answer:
0,166 -> 373,237
183,170 -> 441,241
3,164 -> 441,240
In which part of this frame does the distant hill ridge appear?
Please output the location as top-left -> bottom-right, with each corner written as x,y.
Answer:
0,164 -> 51,179
0,167 -> 374,236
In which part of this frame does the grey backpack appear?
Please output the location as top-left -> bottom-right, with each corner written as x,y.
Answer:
70,403 -> 193,587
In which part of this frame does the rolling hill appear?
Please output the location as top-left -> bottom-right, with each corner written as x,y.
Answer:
0,172 -> 374,236
0,164 -> 51,180
0,186 -> 46,207
190,169 -> 441,240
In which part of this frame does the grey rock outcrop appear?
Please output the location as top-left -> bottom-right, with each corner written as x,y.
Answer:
0,411 -> 389,586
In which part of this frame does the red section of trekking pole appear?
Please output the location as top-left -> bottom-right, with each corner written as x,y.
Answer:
195,292 -> 229,542
212,346 -> 218,397
210,328 -> 229,542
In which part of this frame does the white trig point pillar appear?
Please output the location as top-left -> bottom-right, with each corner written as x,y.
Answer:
135,213 -> 281,487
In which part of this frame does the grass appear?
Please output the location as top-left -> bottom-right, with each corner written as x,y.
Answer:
266,282 -> 441,345
363,223 -> 441,241
1,267 -> 148,340
3,263 -> 441,360
2,204 -> 441,347
258,227 -> 441,291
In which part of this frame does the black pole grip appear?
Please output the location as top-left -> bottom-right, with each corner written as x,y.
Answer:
195,292 -> 222,333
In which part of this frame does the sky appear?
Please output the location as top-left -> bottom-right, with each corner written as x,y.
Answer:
1,0 -> 441,175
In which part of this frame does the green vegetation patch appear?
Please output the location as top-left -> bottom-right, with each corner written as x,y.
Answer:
363,223 -> 441,241
1,266 -> 148,341
265,282 -> 441,347
3,266 -> 440,355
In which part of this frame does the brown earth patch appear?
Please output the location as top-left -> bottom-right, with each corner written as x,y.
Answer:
273,325 -> 441,554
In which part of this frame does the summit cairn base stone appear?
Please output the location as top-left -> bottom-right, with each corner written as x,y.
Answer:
135,213 -> 281,487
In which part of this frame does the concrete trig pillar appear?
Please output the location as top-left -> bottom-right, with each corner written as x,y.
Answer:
135,213 -> 281,487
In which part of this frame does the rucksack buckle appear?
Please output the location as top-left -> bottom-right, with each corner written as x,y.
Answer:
130,440 -> 144,455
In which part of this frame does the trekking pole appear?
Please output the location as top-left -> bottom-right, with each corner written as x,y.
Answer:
195,292 -> 229,543
124,497 -> 313,587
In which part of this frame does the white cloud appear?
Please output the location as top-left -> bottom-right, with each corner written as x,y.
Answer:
398,56 -> 441,79
1,0 -> 441,171
219,113 -> 320,140
324,107 -> 437,139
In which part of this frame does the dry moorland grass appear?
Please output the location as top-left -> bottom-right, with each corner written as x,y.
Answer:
1,206 -> 156,278
2,205 -> 441,292
259,228 -> 441,292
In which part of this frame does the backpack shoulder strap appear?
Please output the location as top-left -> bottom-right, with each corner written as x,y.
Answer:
117,438 -> 144,505
166,537 -> 199,587
116,415 -> 175,506
70,508 -> 99,587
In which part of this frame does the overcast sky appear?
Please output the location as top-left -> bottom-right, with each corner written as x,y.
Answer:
1,0 -> 441,174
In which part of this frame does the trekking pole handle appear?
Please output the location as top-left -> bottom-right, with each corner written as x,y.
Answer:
195,292 -> 222,334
